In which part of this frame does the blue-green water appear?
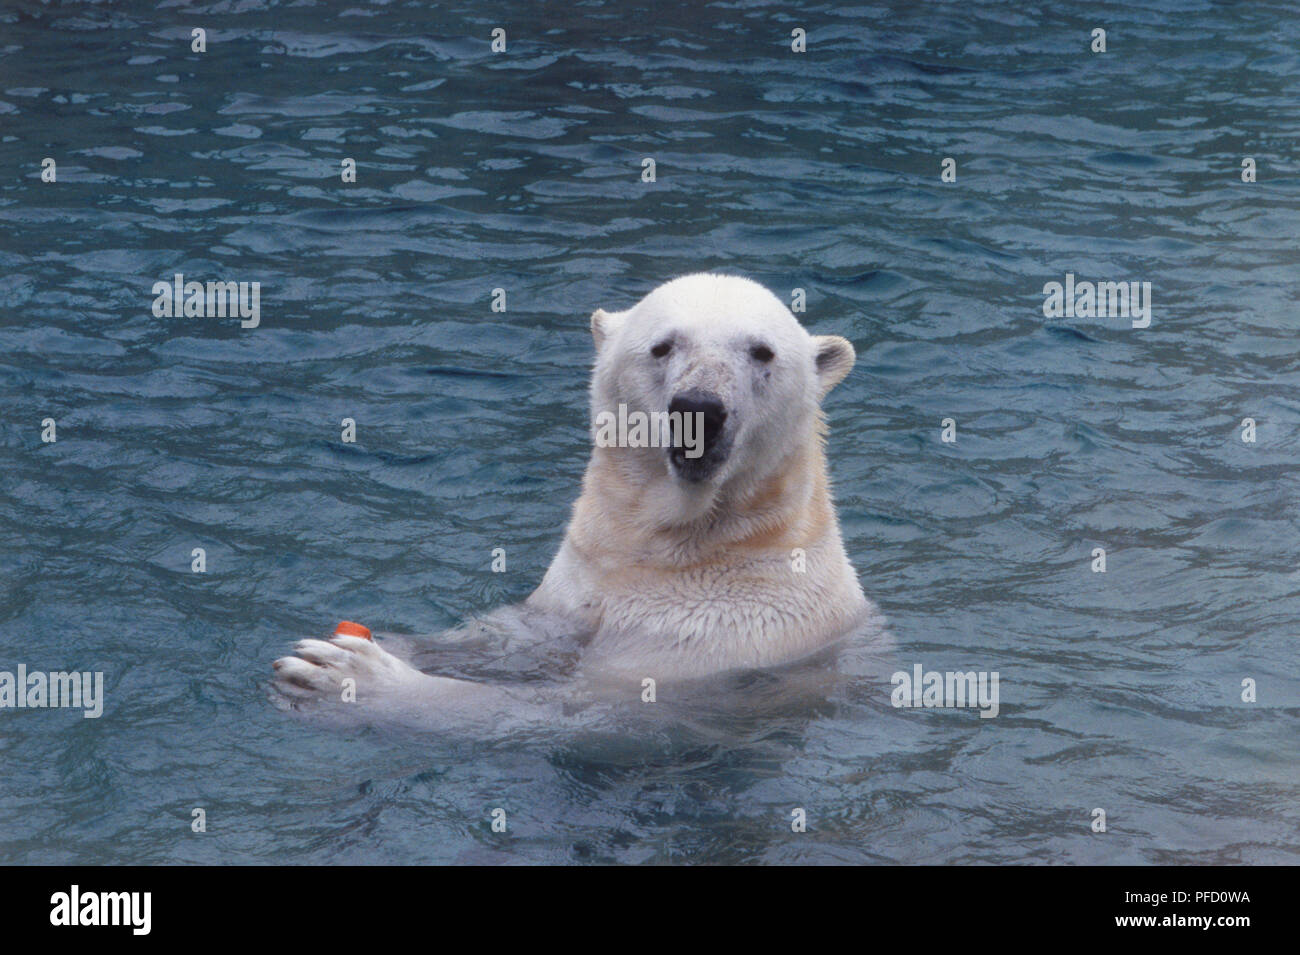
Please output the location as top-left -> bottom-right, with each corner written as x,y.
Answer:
1,0 -> 1297,864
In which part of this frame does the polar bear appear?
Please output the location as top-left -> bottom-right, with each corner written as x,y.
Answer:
273,274 -> 874,721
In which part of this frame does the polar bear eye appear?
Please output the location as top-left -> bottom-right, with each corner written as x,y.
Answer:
651,341 -> 672,359
750,344 -> 775,363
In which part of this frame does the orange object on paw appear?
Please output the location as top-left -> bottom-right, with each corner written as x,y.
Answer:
334,620 -> 372,640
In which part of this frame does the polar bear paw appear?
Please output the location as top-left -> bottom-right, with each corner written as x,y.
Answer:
272,624 -> 428,706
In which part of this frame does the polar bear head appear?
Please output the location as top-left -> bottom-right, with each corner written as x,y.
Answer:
587,274 -> 855,513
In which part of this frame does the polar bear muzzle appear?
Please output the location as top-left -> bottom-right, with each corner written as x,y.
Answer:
667,388 -> 731,482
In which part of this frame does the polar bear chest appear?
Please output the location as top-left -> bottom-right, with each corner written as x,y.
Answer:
573,548 -> 868,681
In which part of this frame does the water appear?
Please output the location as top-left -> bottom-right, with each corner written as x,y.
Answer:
1,0 -> 1297,865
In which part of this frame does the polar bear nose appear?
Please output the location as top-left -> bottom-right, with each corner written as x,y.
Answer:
669,390 -> 728,444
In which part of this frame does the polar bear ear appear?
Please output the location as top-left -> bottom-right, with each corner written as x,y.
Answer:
590,308 -> 624,350
813,335 -> 855,394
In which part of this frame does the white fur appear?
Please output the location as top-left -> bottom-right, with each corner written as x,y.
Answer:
273,274 -> 873,716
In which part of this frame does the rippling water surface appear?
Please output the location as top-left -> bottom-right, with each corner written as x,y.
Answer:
1,0 -> 1297,864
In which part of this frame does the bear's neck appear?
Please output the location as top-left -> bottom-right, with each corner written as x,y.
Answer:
571,439 -> 836,568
